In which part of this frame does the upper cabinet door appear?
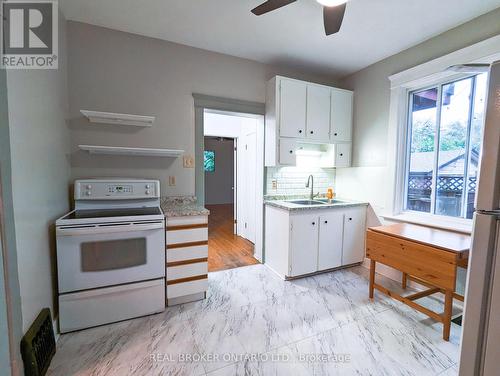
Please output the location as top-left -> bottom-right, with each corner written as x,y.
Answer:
279,79 -> 307,138
330,89 -> 353,143
306,85 -> 331,142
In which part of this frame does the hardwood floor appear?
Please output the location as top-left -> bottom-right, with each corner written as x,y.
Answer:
206,203 -> 259,272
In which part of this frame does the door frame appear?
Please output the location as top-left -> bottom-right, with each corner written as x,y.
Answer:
194,94 -> 265,262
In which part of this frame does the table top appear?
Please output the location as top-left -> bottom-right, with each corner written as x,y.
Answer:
368,223 -> 471,254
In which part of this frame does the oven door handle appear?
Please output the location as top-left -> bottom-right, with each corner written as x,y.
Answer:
57,222 -> 164,236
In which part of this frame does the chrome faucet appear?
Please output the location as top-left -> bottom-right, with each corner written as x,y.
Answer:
306,175 -> 319,200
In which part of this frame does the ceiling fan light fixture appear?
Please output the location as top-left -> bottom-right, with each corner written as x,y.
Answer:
316,0 -> 347,7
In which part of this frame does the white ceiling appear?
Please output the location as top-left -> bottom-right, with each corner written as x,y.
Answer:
60,0 -> 500,78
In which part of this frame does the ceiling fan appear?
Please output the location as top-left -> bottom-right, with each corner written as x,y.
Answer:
251,0 -> 349,36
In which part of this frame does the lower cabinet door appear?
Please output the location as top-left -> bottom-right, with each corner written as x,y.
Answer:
290,213 -> 319,276
342,207 -> 367,265
318,212 -> 344,270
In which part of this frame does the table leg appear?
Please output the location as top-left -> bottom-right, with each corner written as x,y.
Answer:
369,260 -> 375,299
443,290 -> 453,341
402,272 -> 407,289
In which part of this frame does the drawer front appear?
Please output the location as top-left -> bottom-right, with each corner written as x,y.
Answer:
166,227 -> 208,245
167,244 -> 208,263
59,279 -> 165,333
167,262 -> 208,281
366,230 -> 457,290
167,216 -> 208,227
167,278 -> 208,299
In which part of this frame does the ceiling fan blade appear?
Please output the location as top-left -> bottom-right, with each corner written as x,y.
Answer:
323,3 -> 346,35
251,0 -> 297,16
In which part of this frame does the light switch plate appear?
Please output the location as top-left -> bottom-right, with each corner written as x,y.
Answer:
168,176 -> 176,186
183,155 -> 194,168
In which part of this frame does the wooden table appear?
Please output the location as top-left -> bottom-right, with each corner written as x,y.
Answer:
366,223 -> 470,341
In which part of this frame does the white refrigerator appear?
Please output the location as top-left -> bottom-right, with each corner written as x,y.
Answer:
459,60 -> 500,375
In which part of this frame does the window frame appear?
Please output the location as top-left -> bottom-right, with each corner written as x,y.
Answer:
383,36 -> 500,233
402,74 -> 483,220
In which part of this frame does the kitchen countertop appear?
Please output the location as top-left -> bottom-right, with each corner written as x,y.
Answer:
161,196 -> 210,217
265,197 -> 368,212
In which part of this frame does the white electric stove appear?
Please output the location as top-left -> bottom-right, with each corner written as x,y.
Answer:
56,179 -> 165,333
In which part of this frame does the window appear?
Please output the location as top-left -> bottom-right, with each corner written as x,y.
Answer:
404,73 -> 488,219
204,150 -> 215,172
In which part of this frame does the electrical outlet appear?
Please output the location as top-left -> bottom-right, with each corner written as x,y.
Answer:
168,176 -> 176,186
272,179 -> 278,190
183,155 -> 194,168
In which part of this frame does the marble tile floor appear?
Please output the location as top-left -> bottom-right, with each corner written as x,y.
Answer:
47,264 -> 462,376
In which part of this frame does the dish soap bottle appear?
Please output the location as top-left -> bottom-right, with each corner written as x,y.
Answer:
327,188 -> 334,203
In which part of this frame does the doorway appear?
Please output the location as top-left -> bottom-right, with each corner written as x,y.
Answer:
203,110 -> 263,272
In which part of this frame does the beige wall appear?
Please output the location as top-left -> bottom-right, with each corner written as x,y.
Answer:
7,11 -> 71,332
335,8 -> 500,213
67,22 -> 337,198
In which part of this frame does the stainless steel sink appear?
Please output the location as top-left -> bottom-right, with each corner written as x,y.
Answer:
287,200 -> 327,206
314,198 -> 345,204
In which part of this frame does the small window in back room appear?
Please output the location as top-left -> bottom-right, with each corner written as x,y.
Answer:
204,150 -> 215,172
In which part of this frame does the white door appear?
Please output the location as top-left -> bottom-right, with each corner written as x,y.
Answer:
243,131 -> 257,243
290,213 -> 319,276
330,89 -> 353,143
233,139 -> 237,234
279,138 -> 296,165
279,79 -> 307,138
334,143 -> 351,168
318,211 -> 344,270
342,207 -> 366,265
306,85 -> 331,142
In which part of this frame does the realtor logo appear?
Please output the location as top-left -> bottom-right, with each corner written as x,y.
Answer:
1,0 -> 58,69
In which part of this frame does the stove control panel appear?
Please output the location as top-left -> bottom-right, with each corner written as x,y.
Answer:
74,179 -> 160,200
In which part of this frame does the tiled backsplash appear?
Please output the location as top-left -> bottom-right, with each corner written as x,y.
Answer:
265,166 -> 336,196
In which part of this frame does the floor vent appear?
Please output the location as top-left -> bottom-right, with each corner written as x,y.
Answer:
21,308 -> 56,376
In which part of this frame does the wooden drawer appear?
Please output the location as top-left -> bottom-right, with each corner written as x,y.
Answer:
166,227 -> 208,246
167,244 -> 208,263
167,278 -> 208,299
366,230 -> 458,290
167,262 -> 208,281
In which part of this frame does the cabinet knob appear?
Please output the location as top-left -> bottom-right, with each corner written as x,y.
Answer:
334,133 -> 338,136
289,150 -> 293,154
324,220 -> 328,224
312,222 -> 316,226
349,217 -> 352,221
340,153 -> 344,156
298,130 -> 303,134
310,131 -> 314,134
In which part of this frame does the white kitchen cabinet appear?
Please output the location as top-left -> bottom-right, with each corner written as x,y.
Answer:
333,143 -> 351,168
265,76 -> 353,167
318,212 -> 344,270
278,138 -> 297,165
306,84 -> 331,142
330,89 -> 353,143
166,215 -> 209,305
290,213 -> 319,277
341,207 -> 367,265
264,204 -> 367,279
279,78 -> 307,138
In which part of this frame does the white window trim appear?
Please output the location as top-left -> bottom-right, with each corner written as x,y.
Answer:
383,35 -> 500,233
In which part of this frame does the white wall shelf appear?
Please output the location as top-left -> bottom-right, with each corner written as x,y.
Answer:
79,145 -> 184,157
80,110 -> 155,127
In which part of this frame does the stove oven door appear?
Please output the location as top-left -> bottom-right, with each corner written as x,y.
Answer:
56,221 -> 165,293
